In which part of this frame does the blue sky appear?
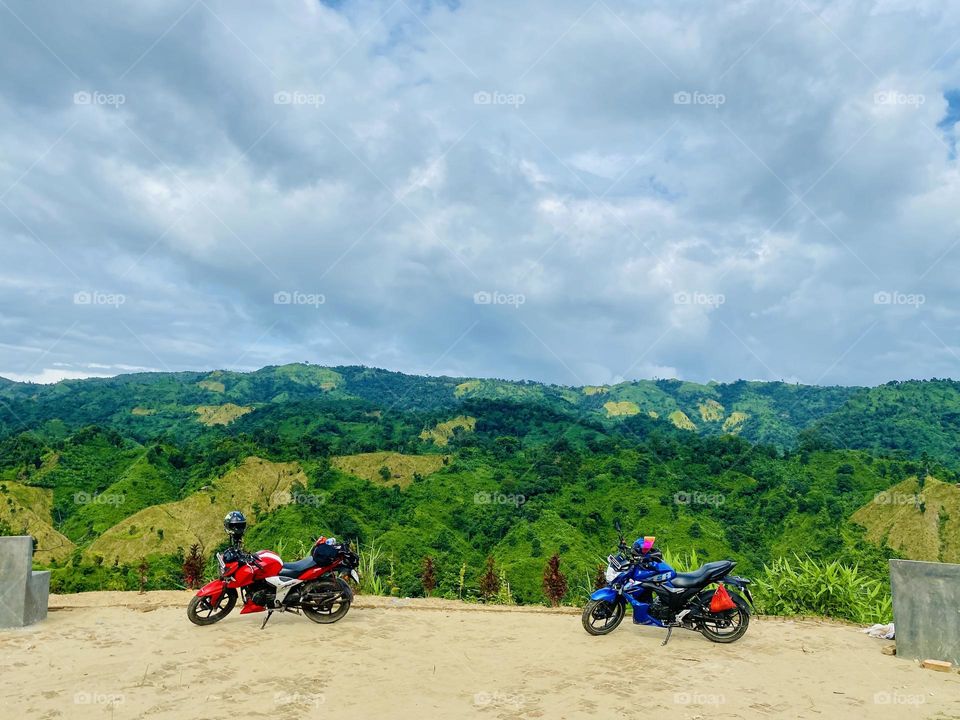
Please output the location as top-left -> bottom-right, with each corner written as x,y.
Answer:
1,0 -> 959,386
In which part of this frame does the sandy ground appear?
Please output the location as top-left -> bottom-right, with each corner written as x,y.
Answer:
0,592 -> 957,719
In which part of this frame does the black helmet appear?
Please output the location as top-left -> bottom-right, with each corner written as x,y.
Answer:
223,510 -> 247,539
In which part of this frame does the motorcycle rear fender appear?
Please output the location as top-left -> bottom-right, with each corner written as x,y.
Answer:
721,575 -> 755,606
589,587 -> 621,603
196,579 -> 229,605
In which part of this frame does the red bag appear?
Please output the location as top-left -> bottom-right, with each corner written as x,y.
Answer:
709,584 -> 736,613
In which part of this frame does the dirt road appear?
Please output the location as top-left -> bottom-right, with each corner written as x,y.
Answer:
0,592 -> 956,719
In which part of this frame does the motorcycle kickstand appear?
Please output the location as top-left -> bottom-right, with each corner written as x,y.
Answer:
260,610 -> 274,630
661,626 -> 673,647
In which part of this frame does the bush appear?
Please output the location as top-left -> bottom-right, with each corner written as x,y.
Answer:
753,555 -> 892,624
479,556 -> 499,601
421,556 -> 436,596
542,554 -> 567,606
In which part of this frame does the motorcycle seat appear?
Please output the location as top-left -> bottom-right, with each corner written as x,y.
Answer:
670,560 -> 735,588
279,556 -> 317,578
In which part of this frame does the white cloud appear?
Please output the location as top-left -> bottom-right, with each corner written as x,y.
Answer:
0,0 -> 958,386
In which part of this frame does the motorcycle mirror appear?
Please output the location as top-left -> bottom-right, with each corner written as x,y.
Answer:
614,519 -> 622,534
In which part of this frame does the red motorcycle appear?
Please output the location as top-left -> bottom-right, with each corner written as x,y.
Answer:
187,511 -> 360,628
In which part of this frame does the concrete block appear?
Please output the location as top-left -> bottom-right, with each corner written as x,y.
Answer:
0,536 -> 49,628
890,559 -> 960,665
24,571 -> 50,625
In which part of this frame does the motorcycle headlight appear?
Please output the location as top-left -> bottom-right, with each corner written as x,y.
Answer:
216,552 -> 225,575
605,565 -> 618,583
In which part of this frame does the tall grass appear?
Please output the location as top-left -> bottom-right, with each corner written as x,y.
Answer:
753,555 -> 892,624
357,542 -> 386,595
660,547 -> 701,573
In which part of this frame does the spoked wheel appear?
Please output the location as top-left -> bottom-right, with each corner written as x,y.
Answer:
582,599 -> 625,635
187,589 -> 237,626
301,577 -> 352,624
699,590 -> 750,643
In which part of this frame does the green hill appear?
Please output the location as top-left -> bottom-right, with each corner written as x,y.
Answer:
1,364 -> 958,603
813,380 -> 960,468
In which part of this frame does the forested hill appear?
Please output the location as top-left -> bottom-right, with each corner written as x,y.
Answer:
0,364 -> 860,444
2,365 -> 959,461
1,364 -> 958,603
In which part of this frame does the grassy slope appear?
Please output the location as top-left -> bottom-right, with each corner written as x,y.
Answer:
0,480 -> 75,563
419,416 -> 476,446
852,475 -> 960,563
84,457 -> 307,562
332,452 -> 450,489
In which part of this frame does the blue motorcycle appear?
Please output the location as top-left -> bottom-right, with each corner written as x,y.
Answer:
582,521 -> 753,645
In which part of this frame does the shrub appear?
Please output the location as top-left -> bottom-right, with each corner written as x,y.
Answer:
593,563 -> 606,590
182,544 -> 205,589
479,556 -> 499,602
421,556 -> 437,596
753,555 -> 892,624
542,554 -> 568,606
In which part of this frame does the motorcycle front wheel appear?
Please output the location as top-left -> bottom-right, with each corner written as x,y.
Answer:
187,589 -> 237,626
581,598 -> 625,635
301,577 -> 352,624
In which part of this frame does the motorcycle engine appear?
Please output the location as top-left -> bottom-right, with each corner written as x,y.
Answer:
249,580 -> 276,608
648,597 -> 675,623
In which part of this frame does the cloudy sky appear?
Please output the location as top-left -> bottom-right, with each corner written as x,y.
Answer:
1,0 -> 958,387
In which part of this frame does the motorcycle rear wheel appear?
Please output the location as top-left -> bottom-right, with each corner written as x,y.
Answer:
301,578 -> 352,624
187,589 -> 237,626
698,589 -> 750,643
582,599 -> 625,635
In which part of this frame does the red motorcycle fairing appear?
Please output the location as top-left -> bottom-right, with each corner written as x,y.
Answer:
297,558 -> 342,583
240,599 -> 266,614
196,579 -> 229,606
192,549 -> 283,608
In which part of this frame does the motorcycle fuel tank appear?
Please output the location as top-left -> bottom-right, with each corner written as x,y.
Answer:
253,550 -> 283,579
